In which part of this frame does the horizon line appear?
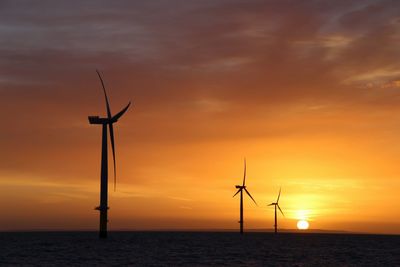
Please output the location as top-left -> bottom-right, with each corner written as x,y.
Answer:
1,228 -> 398,236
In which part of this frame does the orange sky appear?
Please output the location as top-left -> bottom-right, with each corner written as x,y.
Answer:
0,0 -> 399,234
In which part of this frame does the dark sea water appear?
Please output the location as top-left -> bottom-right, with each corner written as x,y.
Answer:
1,232 -> 399,266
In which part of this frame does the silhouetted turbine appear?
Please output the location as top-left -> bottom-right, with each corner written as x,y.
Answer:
88,70 -> 131,239
268,187 -> 284,234
233,158 -> 257,234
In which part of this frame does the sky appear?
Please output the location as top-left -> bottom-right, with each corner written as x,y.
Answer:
0,0 -> 399,234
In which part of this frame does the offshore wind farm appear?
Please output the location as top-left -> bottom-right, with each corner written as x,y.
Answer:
1,0 -> 400,266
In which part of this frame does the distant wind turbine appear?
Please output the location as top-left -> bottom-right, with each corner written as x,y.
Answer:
233,158 -> 257,234
268,187 -> 284,234
88,70 -> 131,239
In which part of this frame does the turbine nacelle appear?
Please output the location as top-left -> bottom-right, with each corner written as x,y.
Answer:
88,101 -> 131,125
88,116 -> 110,124
235,185 -> 245,189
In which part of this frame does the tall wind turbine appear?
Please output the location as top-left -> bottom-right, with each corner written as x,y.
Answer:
268,187 -> 284,234
88,70 -> 131,239
233,159 -> 257,234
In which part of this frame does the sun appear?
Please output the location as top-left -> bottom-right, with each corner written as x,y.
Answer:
297,220 -> 309,230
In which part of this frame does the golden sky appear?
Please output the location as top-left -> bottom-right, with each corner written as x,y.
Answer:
0,0 -> 399,234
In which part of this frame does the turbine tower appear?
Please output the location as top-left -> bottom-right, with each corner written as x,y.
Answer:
268,187 -> 284,234
233,158 -> 257,234
88,70 -> 131,239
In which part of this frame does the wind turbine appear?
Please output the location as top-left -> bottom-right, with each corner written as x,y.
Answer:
268,187 -> 284,234
233,159 -> 257,234
88,70 -> 131,239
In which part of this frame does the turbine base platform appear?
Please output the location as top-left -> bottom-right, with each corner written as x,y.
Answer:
94,206 -> 110,211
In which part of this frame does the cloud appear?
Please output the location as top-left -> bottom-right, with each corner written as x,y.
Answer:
1,0 -> 400,176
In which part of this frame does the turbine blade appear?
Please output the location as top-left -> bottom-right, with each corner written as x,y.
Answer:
267,203 -> 275,206
277,204 -> 285,217
277,187 -> 281,203
111,102 -> 131,122
96,70 -> 112,119
233,189 -> 241,198
244,188 -> 257,206
109,123 -> 117,191
242,158 -> 246,186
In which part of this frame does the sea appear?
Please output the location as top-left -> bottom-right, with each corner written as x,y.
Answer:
1,232 -> 399,266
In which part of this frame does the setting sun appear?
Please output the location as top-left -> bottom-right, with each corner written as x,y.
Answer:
297,220 -> 309,230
